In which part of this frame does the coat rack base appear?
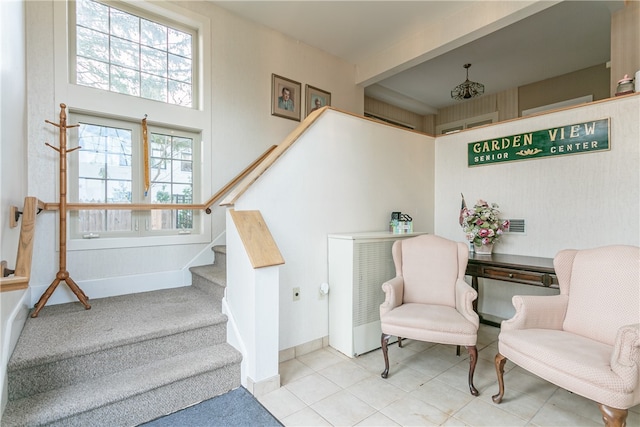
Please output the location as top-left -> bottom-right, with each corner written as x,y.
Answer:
31,271 -> 91,318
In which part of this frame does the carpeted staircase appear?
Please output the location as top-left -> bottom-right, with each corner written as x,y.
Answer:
2,246 -> 242,427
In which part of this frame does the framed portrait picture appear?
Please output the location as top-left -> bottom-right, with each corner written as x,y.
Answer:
305,85 -> 331,117
271,74 -> 301,121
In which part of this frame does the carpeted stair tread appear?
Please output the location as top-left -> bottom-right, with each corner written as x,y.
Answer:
2,343 -> 242,427
190,264 -> 226,287
9,286 -> 226,370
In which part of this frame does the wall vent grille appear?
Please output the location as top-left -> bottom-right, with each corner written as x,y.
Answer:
353,240 -> 396,327
506,219 -> 525,233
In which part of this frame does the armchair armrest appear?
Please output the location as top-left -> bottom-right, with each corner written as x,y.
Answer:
380,276 -> 404,318
455,279 -> 478,327
501,294 -> 569,331
610,323 -> 640,393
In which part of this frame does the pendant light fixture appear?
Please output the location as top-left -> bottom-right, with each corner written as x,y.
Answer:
451,63 -> 485,100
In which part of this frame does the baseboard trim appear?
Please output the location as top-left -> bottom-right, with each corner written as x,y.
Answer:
246,374 -> 280,398
279,336 -> 329,363
28,270 -> 188,307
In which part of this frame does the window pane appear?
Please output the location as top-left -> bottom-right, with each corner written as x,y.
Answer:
107,210 -> 133,232
110,8 -> 139,42
79,178 -> 106,203
168,28 -> 191,58
141,19 -> 167,50
77,122 -> 132,204
110,65 -> 140,96
77,57 -> 109,90
77,27 -> 109,62
141,46 -> 167,78
141,73 -> 167,102
77,210 -> 107,233
77,0 -> 108,33
168,80 -> 192,107
76,121 -> 133,234
168,54 -> 191,83
107,180 -> 132,203
111,37 -> 139,69
78,152 -> 105,179
149,132 -> 194,231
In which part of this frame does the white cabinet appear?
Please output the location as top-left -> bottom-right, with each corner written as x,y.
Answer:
328,231 -> 427,357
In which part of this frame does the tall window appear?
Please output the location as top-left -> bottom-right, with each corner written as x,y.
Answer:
70,114 -> 200,240
73,0 -> 195,107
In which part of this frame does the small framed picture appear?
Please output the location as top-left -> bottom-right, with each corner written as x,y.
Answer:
271,74 -> 301,121
305,85 -> 331,117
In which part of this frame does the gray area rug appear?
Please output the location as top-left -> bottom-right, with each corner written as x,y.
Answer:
139,386 -> 282,426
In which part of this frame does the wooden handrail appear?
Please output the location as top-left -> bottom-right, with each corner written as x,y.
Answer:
1,197 -> 38,293
203,144 -> 277,213
42,145 -> 278,214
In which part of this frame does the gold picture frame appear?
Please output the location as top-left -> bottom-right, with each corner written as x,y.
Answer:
271,74 -> 301,121
305,85 -> 331,117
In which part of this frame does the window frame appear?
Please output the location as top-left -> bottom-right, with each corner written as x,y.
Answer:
54,0 -> 212,250
68,0 -> 198,108
67,112 -> 204,249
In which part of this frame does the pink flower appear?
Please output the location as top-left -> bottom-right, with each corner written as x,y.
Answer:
478,228 -> 490,237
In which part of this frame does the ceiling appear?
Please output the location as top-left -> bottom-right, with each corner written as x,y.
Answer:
211,1 -> 624,114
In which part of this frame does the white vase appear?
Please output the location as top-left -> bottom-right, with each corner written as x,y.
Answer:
475,243 -> 493,255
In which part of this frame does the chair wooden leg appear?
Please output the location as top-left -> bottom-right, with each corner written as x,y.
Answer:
466,345 -> 479,396
492,352 -> 507,403
598,404 -> 628,427
456,345 -> 461,356
381,333 -> 391,378
398,337 -> 403,348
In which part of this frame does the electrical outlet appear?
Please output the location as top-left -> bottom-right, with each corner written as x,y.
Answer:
293,287 -> 300,301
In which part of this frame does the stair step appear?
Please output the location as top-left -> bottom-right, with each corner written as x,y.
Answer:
212,244 -> 226,267
2,343 -> 242,427
190,264 -> 226,304
8,286 -> 228,400
3,249 -> 241,426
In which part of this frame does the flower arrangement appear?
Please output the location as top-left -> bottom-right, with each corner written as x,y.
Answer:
461,199 -> 509,247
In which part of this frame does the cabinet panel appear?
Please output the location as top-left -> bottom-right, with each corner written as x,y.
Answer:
328,232 -> 426,357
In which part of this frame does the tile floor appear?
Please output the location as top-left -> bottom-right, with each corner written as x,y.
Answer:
259,324 -> 640,426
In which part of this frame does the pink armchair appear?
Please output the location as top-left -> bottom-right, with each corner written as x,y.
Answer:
493,245 -> 640,427
380,234 -> 480,395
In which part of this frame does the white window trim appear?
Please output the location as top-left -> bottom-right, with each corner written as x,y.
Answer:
54,0 -> 212,250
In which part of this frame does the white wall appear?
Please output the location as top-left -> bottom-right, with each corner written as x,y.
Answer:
232,110 -> 435,350
0,0 -> 28,414
1,1 -> 27,260
434,95 -> 640,319
21,0 -> 364,305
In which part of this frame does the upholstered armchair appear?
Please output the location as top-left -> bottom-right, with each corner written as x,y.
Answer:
379,234 -> 480,395
493,245 -> 640,427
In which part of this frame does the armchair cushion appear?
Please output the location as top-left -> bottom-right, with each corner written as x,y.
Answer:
499,327 -> 638,409
382,303 -> 477,346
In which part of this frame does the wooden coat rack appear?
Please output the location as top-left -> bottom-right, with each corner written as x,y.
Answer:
31,104 -> 91,317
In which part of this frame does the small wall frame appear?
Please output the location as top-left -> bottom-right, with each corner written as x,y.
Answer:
271,74 -> 301,121
306,85 -> 331,117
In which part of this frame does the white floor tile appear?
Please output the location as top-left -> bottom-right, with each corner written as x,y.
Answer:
271,324 -> 617,427
311,390 -> 377,426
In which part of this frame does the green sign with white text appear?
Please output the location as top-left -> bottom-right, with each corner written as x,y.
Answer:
468,118 -> 610,167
